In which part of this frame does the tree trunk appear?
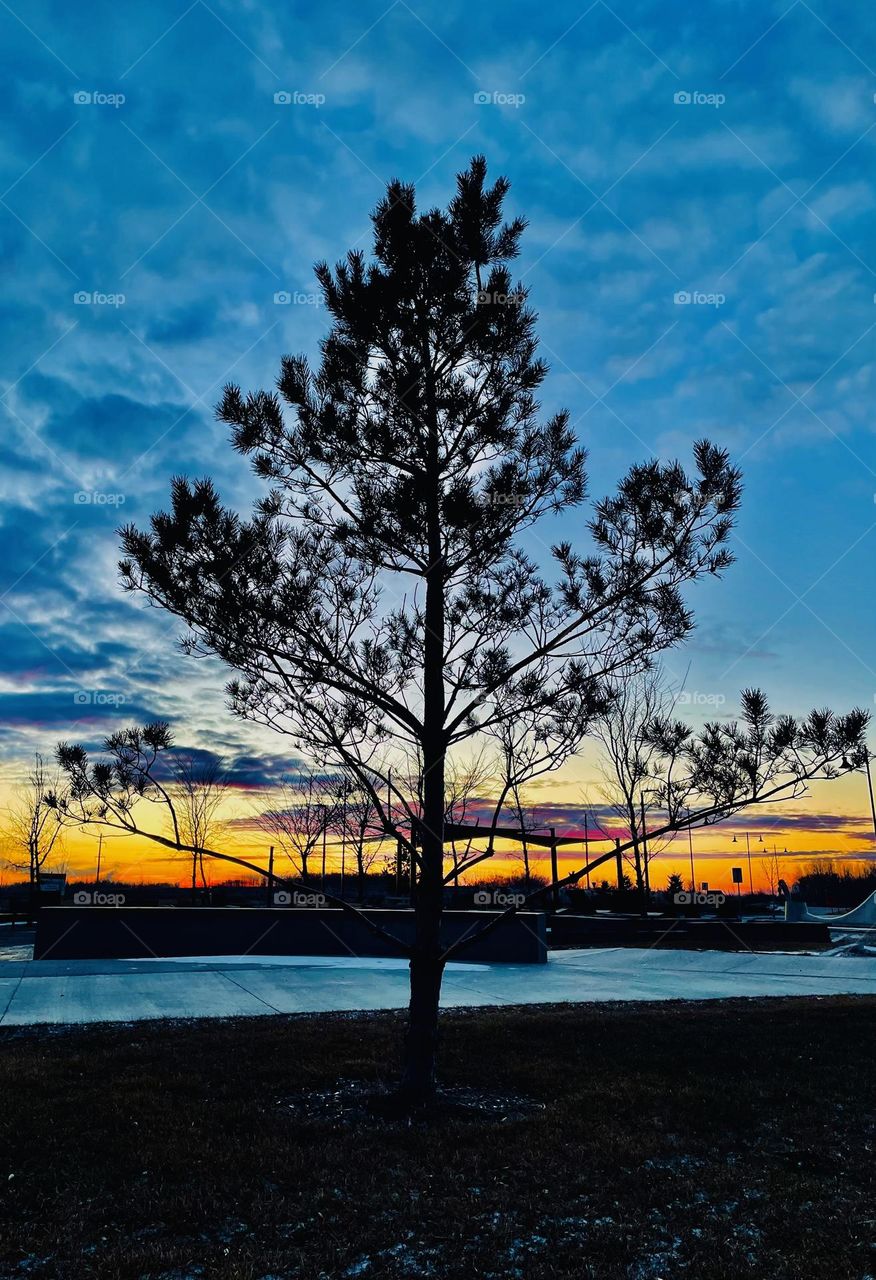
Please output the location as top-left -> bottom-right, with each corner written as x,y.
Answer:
399,951 -> 445,1101
402,648 -> 446,1099
628,814 -> 646,917
400,400 -> 446,1104
28,846 -> 38,926
640,797 -> 651,906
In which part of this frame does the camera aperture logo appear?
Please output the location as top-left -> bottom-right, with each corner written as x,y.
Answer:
73,890 -> 126,906
674,890 -> 725,906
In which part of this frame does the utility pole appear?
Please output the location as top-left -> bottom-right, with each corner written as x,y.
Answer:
687,812 -> 695,894
95,833 -> 103,886
266,845 -> 274,907
584,813 -> 590,888
615,837 -> 623,892
549,826 -> 559,910
409,822 -> 417,905
640,795 -> 650,902
321,808 -> 327,892
340,815 -> 346,901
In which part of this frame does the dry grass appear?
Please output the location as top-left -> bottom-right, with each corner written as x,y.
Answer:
1,997 -> 874,1279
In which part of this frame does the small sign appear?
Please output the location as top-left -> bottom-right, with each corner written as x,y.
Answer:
39,874 -> 67,894
731,867 -> 743,884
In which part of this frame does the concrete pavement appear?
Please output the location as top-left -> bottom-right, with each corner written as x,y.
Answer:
1,947 -> 875,1027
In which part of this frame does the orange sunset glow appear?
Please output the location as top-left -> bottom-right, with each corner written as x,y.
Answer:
7,753 -> 872,895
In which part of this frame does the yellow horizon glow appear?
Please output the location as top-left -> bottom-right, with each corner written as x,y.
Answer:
3,766 -> 872,895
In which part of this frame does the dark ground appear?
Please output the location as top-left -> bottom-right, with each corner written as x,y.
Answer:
1,998 -> 874,1279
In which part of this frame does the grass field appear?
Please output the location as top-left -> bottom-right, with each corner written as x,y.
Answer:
1,997 -> 874,1279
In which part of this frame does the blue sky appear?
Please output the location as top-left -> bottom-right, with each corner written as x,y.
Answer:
1,0 -> 875,788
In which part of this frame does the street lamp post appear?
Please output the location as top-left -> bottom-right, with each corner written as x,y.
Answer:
686,811 -> 695,894
865,754 -> 876,849
732,831 -> 762,895
841,749 -> 876,854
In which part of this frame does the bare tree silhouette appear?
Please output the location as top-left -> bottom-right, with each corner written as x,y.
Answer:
3,753 -> 64,913
172,754 -> 230,899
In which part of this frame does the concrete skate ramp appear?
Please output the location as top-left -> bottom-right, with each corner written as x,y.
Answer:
786,891 -> 876,927
33,906 -> 548,964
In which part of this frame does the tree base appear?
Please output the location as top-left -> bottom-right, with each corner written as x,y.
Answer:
280,1079 -> 544,1126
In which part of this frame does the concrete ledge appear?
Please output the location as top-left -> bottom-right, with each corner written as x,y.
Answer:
548,914 -> 830,950
33,907 -> 547,964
